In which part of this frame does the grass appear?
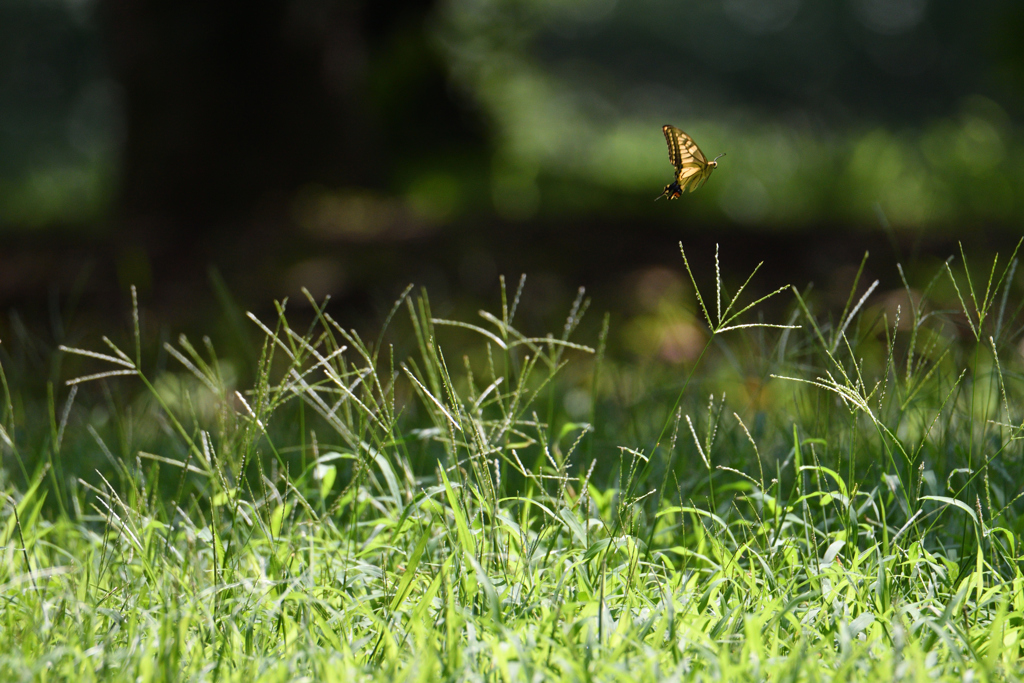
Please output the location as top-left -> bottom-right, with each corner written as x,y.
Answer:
2,240 -> 1024,681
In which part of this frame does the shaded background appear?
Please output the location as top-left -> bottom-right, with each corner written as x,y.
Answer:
3,0 -> 1024,349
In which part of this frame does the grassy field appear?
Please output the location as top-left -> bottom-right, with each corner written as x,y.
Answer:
2,242 -> 1024,681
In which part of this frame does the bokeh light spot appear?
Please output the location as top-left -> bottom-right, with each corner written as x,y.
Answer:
719,174 -> 770,225
852,0 -> 928,35
406,172 -> 463,223
722,0 -> 801,34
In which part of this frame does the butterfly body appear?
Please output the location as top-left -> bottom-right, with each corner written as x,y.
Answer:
658,125 -> 723,200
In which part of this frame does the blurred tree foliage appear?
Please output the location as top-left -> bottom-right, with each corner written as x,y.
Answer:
435,0 -> 1024,231
0,0 -> 117,227
0,0 -> 485,239
3,0 -> 1024,237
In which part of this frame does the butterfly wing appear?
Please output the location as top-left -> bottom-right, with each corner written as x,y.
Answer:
663,125 -> 713,193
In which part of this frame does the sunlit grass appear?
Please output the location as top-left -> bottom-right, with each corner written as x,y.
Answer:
2,242 -> 1024,681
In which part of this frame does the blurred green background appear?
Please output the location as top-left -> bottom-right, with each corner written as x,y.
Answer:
2,0 -> 1024,337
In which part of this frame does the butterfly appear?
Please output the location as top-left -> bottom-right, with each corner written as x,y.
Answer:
657,125 -> 724,200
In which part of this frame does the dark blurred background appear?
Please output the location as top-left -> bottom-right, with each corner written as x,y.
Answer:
3,0 -> 1024,348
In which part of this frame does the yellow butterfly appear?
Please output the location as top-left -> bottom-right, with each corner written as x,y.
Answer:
657,125 -> 724,200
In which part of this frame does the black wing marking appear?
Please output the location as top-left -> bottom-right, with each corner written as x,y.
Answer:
663,125 -> 709,169
663,125 -> 683,168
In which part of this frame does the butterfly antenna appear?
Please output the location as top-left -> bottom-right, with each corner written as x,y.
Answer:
713,153 -> 726,162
